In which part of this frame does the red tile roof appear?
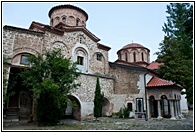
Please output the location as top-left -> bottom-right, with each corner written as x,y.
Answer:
147,62 -> 164,70
117,43 -> 150,54
147,77 -> 174,87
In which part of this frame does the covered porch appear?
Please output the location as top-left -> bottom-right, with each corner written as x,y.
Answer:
146,76 -> 184,120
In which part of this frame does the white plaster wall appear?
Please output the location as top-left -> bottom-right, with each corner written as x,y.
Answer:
146,74 -> 153,85
180,89 -> 189,113
80,102 -> 94,119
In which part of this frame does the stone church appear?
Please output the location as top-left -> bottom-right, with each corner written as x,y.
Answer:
3,4 -> 188,122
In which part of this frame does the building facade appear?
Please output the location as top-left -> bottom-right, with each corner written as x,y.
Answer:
3,4 -> 188,122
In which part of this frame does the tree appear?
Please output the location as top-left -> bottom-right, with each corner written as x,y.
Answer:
156,3 -> 193,103
93,76 -> 104,120
20,49 -> 80,126
3,55 -> 16,107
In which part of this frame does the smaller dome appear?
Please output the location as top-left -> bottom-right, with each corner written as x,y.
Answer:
122,43 -> 146,49
117,43 -> 150,54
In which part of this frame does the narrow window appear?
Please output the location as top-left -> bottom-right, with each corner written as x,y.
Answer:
133,52 -> 136,62
141,52 -> 144,61
62,17 -> 66,24
119,54 -> 121,60
127,103 -> 133,111
76,19 -> 79,26
125,52 -> 128,62
77,56 -> 83,65
136,98 -> 143,112
20,55 -> 29,65
97,53 -> 102,61
51,19 -> 53,26
79,37 -> 82,43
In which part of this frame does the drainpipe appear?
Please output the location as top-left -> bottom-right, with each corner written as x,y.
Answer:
144,72 -> 148,121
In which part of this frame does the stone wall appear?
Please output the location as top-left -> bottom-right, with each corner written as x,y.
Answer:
70,73 -> 114,118
3,27 -> 43,59
109,65 -> 141,94
43,31 -> 109,74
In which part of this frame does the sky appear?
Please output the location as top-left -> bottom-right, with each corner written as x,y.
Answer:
2,2 -> 169,62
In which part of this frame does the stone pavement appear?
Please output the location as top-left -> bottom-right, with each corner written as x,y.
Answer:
3,111 -> 193,131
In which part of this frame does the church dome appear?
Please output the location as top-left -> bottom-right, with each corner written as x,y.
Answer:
116,42 -> 150,66
48,4 -> 88,27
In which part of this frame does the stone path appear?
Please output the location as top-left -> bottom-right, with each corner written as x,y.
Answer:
3,111 -> 193,130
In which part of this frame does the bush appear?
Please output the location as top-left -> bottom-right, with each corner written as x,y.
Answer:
118,105 -> 130,118
118,108 -> 124,118
123,106 -> 130,118
36,92 -> 64,126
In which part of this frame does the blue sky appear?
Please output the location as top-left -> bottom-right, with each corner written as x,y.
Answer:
2,2 -> 169,62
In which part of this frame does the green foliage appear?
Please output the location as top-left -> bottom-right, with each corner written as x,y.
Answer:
93,76 -> 104,120
118,106 -> 130,118
20,49 -> 80,125
123,106 -> 130,118
3,55 -> 15,106
118,108 -> 124,118
156,3 -> 193,103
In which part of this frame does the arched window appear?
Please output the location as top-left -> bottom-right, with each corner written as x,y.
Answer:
133,52 -> 136,62
74,47 -> 88,73
62,17 -> 66,24
55,17 -> 60,21
96,53 -> 102,61
125,52 -> 128,62
51,19 -> 53,26
127,102 -> 133,111
141,52 -> 144,61
76,19 -> 79,26
20,55 -> 29,65
161,95 -> 170,117
119,54 -> 121,60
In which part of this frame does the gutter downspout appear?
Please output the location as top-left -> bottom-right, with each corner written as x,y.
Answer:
144,72 -> 148,121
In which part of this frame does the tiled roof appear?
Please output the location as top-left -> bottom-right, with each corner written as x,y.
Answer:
147,77 -> 174,87
48,4 -> 88,20
117,43 -> 150,54
147,62 -> 164,70
122,43 -> 146,49
29,21 -> 100,42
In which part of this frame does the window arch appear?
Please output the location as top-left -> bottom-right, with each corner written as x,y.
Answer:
161,95 -> 170,117
55,17 -> 60,21
76,19 -> 79,26
141,52 -> 144,61
127,102 -> 133,111
94,52 -> 105,61
51,19 -> 53,26
133,52 -> 136,62
125,52 -> 128,62
74,47 -> 88,73
62,16 -> 66,24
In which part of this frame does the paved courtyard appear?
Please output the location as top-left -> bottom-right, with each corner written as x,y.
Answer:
3,111 -> 193,131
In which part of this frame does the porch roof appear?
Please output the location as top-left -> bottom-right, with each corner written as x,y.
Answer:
147,77 -> 175,87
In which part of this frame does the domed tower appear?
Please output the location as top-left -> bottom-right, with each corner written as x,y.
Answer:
48,4 -> 88,27
117,43 -> 150,67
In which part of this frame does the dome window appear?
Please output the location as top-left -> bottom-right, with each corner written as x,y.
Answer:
141,52 -> 144,61
125,52 -> 128,62
51,19 -> 53,26
76,19 -> 79,26
133,52 -> 136,62
62,17 -> 66,24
